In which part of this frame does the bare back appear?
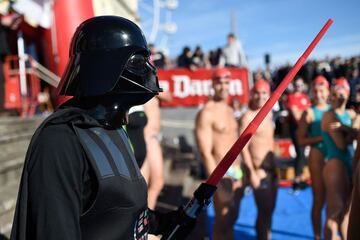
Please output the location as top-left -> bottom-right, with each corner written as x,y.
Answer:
241,110 -> 274,169
144,97 -> 161,135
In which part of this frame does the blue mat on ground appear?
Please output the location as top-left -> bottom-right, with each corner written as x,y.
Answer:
207,187 -> 325,240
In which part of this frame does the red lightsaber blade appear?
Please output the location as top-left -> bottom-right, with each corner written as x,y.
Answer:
206,18 -> 333,186
161,19 -> 333,240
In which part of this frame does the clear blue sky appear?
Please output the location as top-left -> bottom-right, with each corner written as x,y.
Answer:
139,0 -> 360,70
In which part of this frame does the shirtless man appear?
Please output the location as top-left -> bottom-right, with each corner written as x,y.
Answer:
195,68 -> 242,240
239,79 -> 277,240
141,92 -> 172,210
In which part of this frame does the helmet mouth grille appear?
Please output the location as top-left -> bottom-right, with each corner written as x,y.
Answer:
118,74 -> 158,93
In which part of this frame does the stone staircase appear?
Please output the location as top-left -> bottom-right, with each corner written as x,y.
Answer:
0,116 -> 44,237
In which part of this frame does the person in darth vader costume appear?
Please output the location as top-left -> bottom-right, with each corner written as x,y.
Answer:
10,16 -> 194,240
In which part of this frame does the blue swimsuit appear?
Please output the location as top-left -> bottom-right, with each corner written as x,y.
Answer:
308,106 -> 330,156
322,110 -> 353,176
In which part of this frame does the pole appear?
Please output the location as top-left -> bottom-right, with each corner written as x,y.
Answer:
17,31 -> 27,97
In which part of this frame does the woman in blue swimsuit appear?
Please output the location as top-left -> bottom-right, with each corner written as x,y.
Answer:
321,78 -> 359,240
298,76 -> 330,240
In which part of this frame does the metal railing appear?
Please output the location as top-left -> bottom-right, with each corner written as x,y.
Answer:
3,54 -> 60,117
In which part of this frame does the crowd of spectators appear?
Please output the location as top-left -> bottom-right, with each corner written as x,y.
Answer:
150,34 -> 360,110
151,34 -> 360,138
151,34 -> 360,185
151,34 -> 359,111
270,55 -> 360,126
151,33 -> 248,70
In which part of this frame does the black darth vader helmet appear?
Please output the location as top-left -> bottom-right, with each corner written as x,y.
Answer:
57,15 -> 162,106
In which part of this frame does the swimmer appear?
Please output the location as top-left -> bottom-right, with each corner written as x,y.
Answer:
297,75 -> 330,240
195,68 -> 242,240
239,79 -> 277,240
321,78 -> 359,240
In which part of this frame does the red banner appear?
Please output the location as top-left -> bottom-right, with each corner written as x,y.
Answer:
158,68 -> 249,107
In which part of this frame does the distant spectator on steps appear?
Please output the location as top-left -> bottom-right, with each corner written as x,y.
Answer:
220,33 -> 247,68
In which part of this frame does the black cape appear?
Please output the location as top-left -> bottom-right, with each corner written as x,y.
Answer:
10,108 -> 101,240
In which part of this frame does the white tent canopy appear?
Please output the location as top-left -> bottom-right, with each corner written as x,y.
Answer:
12,0 -> 53,28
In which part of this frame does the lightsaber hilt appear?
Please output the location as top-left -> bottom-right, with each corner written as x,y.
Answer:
160,183 -> 217,239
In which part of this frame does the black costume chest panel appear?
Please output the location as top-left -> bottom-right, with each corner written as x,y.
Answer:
74,126 -> 148,240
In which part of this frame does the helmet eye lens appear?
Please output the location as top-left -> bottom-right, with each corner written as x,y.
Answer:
126,54 -> 148,73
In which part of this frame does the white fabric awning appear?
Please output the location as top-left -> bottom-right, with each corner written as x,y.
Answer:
12,0 -> 53,28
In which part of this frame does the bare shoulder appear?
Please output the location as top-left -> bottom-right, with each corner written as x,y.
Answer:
199,101 -> 216,115
348,109 -> 360,129
144,97 -> 159,110
304,108 -> 314,123
225,103 -> 234,111
347,109 -> 357,119
239,110 -> 253,126
196,102 -> 214,125
157,91 -> 172,102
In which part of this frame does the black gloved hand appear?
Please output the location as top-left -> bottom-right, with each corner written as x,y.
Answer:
148,207 -> 196,239
149,183 -> 216,239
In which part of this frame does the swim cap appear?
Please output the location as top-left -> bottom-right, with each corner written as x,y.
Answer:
252,79 -> 270,93
313,75 -> 329,89
333,77 -> 350,95
212,68 -> 231,80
